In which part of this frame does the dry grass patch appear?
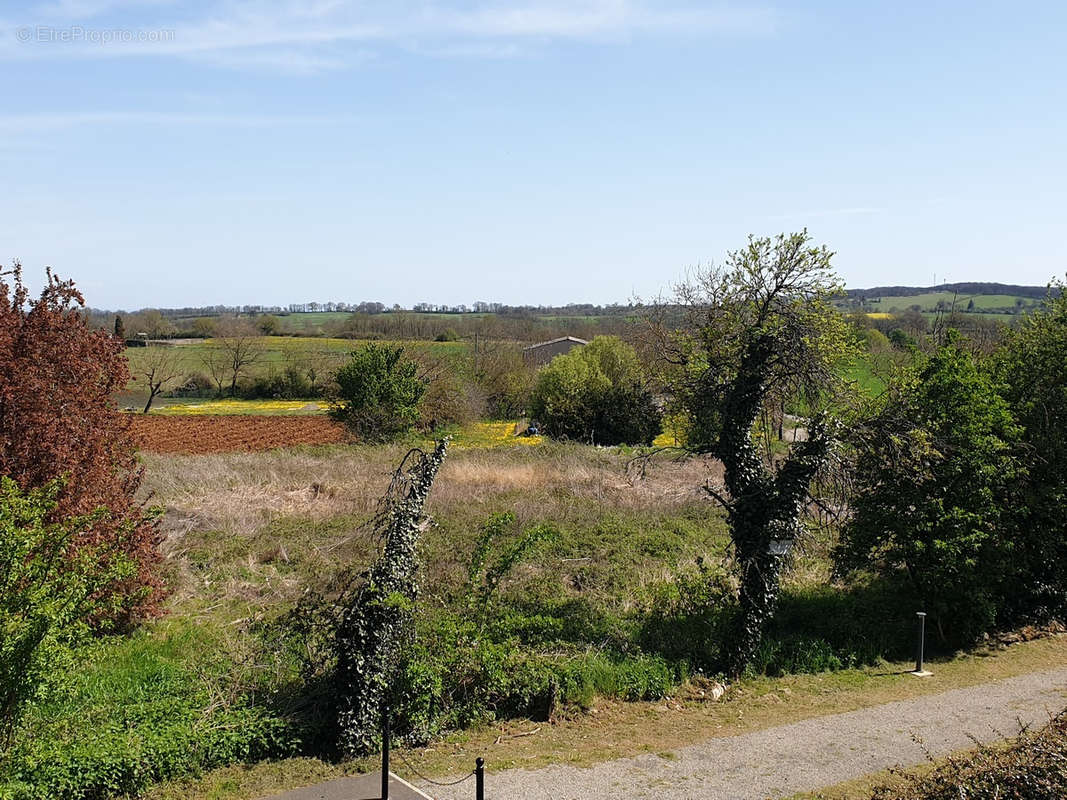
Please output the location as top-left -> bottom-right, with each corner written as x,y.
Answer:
141,443 -> 722,617
142,443 -> 715,540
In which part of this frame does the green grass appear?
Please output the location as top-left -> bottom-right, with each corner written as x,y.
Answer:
2,621 -> 299,800
866,291 -> 1039,314
844,355 -> 888,397
123,336 -> 470,391
271,312 -> 351,332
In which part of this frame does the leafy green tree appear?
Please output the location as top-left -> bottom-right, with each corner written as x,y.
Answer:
836,336 -> 1021,641
529,336 -> 661,445
657,232 -> 857,674
0,478 -> 134,750
994,279 -> 1067,619
257,314 -> 281,335
330,344 -> 426,441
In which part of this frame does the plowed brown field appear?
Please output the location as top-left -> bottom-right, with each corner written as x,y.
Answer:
129,415 -> 349,454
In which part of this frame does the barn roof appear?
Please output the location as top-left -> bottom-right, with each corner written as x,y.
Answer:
522,336 -> 589,351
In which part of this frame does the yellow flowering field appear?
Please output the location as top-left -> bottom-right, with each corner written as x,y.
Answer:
152,399 -> 323,416
865,312 -> 894,319
447,421 -> 544,449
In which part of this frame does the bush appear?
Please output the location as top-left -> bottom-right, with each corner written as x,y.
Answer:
0,265 -> 162,623
994,280 -> 1067,620
420,372 -> 482,429
836,336 -> 1022,642
434,328 -> 460,342
473,345 -> 534,420
328,344 -> 426,441
870,711 -> 1067,800
237,367 -> 316,400
0,625 -> 298,800
529,336 -> 661,445
639,558 -> 734,668
0,479 -> 135,748
172,371 -> 215,397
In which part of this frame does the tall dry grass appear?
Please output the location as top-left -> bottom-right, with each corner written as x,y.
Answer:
140,443 -> 723,615
141,443 -> 717,539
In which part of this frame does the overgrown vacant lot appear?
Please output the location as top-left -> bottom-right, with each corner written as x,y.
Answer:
142,442 -> 721,617
7,441 -> 945,799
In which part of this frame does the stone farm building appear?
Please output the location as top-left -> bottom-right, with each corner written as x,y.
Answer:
522,336 -> 588,366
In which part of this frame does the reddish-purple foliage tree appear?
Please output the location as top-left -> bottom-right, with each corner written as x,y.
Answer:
0,263 -> 163,623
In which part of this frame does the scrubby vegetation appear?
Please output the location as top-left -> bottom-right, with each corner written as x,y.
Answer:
870,712 -> 1067,800
3,253 -> 1065,799
529,336 -> 661,445
329,344 -> 427,441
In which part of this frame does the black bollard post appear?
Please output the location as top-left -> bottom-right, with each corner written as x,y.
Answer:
381,705 -> 390,800
475,757 -> 485,800
912,611 -> 930,676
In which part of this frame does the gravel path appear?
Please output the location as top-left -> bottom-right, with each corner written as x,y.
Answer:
423,667 -> 1067,800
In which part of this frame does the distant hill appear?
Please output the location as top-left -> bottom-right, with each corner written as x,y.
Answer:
846,282 -> 1056,301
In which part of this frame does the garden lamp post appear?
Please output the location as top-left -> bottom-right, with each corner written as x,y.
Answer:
911,611 -> 932,677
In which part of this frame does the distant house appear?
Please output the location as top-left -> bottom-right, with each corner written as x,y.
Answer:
522,336 -> 588,366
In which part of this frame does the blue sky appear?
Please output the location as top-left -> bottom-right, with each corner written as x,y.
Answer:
1,1 -> 1064,310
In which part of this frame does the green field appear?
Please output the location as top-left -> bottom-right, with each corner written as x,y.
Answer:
270,311 -> 352,332
124,336 -> 469,385
864,291 -> 1039,314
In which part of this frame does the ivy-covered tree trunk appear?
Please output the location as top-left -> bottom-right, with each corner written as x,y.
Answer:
657,232 -> 854,677
714,337 -> 832,676
335,438 -> 449,757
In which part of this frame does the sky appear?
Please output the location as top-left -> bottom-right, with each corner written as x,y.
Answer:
1,1 -> 1065,311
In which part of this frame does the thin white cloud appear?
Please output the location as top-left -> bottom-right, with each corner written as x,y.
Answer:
2,1 -> 778,72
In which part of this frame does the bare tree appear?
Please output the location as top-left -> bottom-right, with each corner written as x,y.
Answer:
136,344 -> 183,413
202,319 -> 264,396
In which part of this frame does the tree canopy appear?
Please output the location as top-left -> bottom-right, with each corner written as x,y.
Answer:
0,264 -> 162,623
529,336 -> 661,446
656,231 -> 858,674
329,344 -> 427,442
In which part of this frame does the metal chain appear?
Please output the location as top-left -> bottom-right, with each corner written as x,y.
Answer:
394,749 -> 475,787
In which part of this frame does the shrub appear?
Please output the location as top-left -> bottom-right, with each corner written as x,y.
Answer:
0,625 -> 298,800
870,711 -> 1067,800
0,478 -> 135,749
639,558 -> 734,668
420,372 -> 482,429
173,371 -> 214,397
836,336 -> 1022,642
0,264 -> 162,623
473,345 -> 534,420
529,336 -> 661,445
466,512 -> 559,625
434,328 -> 460,342
329,344 -> 427,441
994,280 -> 1067,620
237,367 -> 316,400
